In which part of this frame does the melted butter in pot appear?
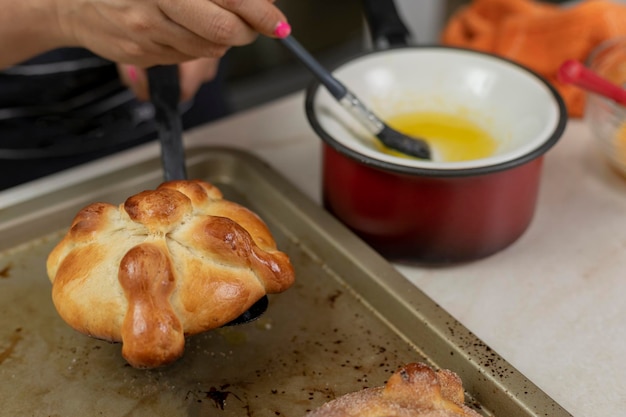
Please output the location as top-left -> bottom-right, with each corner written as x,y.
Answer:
379,111 -> 498,162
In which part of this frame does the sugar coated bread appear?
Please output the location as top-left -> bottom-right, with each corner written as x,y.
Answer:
306,363 -> 481,417
47,179 -> 295,368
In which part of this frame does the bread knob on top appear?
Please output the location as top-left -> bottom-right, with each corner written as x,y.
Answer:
47,179 -> 295,368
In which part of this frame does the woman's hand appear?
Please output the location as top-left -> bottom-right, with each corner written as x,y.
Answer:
55,0 -> 287,66
0,0 -> 288,69
117,58 -> 220,102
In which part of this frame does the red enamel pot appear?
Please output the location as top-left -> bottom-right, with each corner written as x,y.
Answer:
305,46 -> 567,264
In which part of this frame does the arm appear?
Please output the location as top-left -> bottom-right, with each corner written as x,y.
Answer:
0,0 -> 67,68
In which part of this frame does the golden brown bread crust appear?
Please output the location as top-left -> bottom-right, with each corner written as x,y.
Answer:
306,363 -> 482,417
47,179 -> 295,368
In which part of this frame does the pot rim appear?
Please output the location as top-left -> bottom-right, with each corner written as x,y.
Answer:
305,45 -> 568,178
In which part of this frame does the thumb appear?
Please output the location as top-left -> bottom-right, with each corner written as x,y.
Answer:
117,64 -> 150,102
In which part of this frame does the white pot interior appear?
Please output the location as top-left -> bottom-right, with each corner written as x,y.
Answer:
310,47 -> 564,170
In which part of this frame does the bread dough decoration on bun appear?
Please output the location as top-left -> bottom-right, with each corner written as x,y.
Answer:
47,179 -> 295,368
306,362 -> 481,417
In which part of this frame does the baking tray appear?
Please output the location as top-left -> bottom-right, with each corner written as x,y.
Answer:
0,147 -> 572,417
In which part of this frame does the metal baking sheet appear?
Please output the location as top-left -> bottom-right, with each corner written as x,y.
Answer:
0,147 -> 571,417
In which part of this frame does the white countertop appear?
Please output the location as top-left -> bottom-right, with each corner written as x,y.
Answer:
2,92 -> 625,417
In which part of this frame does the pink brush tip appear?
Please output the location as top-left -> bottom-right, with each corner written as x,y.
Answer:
274,21 -> 291,39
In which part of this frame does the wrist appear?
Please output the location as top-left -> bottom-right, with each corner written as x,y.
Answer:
0,0 -> 76,68
46,0 -> 79,48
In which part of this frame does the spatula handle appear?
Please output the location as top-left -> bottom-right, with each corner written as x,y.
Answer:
147,65 -> 187,181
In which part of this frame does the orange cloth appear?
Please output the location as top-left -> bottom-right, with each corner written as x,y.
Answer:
441,0 -> 626,117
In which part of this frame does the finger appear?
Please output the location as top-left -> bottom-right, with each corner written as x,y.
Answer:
159,0 -> 259,47
212,0 -> 288,37
118,64 -> 151,101
110,8 -> 231,65
117,45 -> 199,67
178,58 -> 221,102
139,29 -> 231,63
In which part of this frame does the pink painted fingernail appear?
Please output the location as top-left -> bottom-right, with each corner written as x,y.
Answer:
127,66 -> 138,83
274,21 -> 291,38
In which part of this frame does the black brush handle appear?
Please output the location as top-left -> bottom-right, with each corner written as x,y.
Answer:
279,36 -> 347,100
147,65 -> 187,181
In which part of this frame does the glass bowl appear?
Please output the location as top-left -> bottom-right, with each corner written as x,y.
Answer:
585,36 -> 626,177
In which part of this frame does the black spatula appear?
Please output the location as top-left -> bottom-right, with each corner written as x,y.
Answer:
147,65 -> 268,326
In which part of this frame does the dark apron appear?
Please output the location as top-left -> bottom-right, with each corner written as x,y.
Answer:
0,48 -> 230,190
